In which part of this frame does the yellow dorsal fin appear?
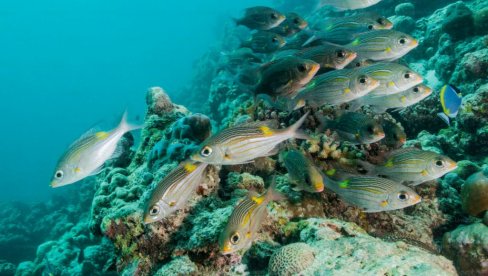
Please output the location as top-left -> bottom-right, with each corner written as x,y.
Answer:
95,131 -> 109,140
260,126 -> 274,137
184,162 -> 197,173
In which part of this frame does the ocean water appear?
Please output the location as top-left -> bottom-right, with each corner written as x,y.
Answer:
0,0 -> 271,203
1,0 -> 487,275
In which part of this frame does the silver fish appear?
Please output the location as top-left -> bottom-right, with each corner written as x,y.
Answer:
143,161 -> 208,224
347,30 -> 418,61
349,84 -> 432,113
51,112 -> 141,187
235,6 -> 286,30
219,178 -> 282,254
191,112 -> 310,165
319,112 -> 385,145
357,148 -> 458,186
317,0 -> 383,11
241,31 -> 286,53
291,68 -> 380,110
358,63 -> 423,96
322,170 -> 421,212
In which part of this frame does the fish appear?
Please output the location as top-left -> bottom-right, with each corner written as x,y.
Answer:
304,12 -> 393,45
282,150 -> 324,193
346,57 -> 376,69
349,84 -> 433,113
380,119 -> 407,149
269,12 -> 308,37
143,161 -> 208,224
437,84 -> 462,126
241,31 -> 286,53
234,6 -> 286,30
253,56 -> 320,99
191,112 -> 310,165
318,112 -> 385,145
51,112 -> 142,188
356,148 -> 458,186
347,30 -> 418,61
358,63 -> 424,96
291,69 -> 380,110
322,170 -> 421,212
219,177 -> 283,254
295,44 -> 358,70
317,0 -> 383,11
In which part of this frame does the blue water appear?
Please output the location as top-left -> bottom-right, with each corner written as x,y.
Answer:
0,0 -> 271,203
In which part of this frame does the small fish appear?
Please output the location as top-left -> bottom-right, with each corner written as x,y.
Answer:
241,31 -> 286,53
270,12 -> 308,37
322,170 -> 421,212
304,12 -> 393,45
143,161 -> 208,224
295,44 -> 358,70
357,148 -> 458,186
219,178 -> 283,254
290,68 -> 380,110
357,63 -> 423,96
254,56 -> 320,99
282,150 -> 324,192
437,84 -> 462,126
380,119 -> 406,149
191,113 -> 310,165
234,6 -> 286,30
319,112 -> 385,145
317,0 -> 383,11
347,30 -> 418,62
51,112 -> 142,188
349,84 -> 432,113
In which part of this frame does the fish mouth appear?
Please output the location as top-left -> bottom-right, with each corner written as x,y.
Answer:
221,244 -> 233,254
369,78 -> 381,90
314,182 -> 325,192
410,39 -> 419,48
299,21 -> 308,29
424,86 -> 433,95
337,52 -> 358,69
399,137 -> 407,144
309,63 -> 320,76
49,181 -> 57,188
384,22 -> 394,30
448,161 -> 458,171
413,194 -> 422,203
376,131 -> 386,139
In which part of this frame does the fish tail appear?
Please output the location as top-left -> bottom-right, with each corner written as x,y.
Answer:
437,112 -> 450,126
266,176 -> 286,202
317,114 -> 332,133
302,34 -> 317,47
287,111 -> 311,140
118,110 -> 143,134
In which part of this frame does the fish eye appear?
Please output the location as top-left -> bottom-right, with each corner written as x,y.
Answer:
55,170 -> 64,179
404,72 -> 411,79
367,125 -> 374,133
413,87 -> 420,93
200,146 -> 213,157
336,50 -> 346,58
272,37 -> 278,43
355,62 -> 361,67
271,13 -> 278,19
377,18 -> 385,25
293,18 -> 300,24
435,159 -> 445,167
368,24 -> 374,30
397,191 -> 409,201
359,76 -> 368,84
297,64 -> 307,72
399,37 -> 407,45
230,232 -> 241,245
149,205 -> 160,216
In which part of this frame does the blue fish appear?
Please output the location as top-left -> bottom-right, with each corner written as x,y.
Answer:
437,84 -> 462,126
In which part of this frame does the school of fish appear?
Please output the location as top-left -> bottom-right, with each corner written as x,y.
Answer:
51,3 -> 462,256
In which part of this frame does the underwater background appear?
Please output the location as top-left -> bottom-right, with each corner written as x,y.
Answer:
0,0 -> 487,275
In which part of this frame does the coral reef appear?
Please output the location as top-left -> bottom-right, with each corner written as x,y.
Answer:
7,0 -> 488,275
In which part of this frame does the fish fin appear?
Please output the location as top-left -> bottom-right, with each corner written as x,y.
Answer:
287,112 -> 311,140
302,34 -> 318,47
436,112 -> 450,126
263,145 -> 281,157
88,164 -> 105,176
118,111 -> 143,134
347,100 -> 363,112
267,176 -> 286,202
